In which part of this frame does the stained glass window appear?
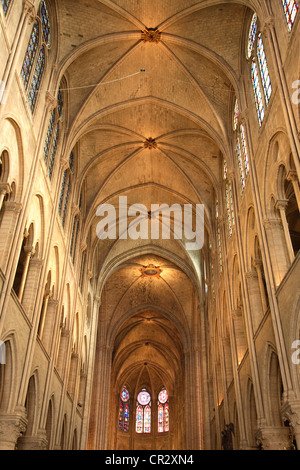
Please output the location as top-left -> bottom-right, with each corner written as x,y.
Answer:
21,2 -> 51,113
251,59 -> 265,126
240,124 -> 250,177
48,123 -> 59,180
21,21 -> 40,90
28,45 -> 45,113
225,181 -> 235,237
119,387 -> 130,432
257,34 -> 272,105
233,99 -> 239,131
282,0 -> 299,30
247,13 -> 258,59
58,170 -> 67,216
57,86 -> 64,118
1,0 -> 11,15
70,215 -> 80,263
158,389 -> 169,433
223,160 -> 228,181
43,86 -> 64,180
136,389 -> 151,434
236,138 -> 246,191
217,227 -> 223,272
40,0 -> 51,46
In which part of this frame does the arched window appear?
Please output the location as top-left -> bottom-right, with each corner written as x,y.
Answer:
223,161 -> 235,237
158,388 -> 169,433
136,389 -> 151,434
282,0 -> 299,30
251,60 -> 265,126
247,12 -> 258,59
233,102 -> 250,192
70,215 -> 80,264
58,151 -> 74,227
215,201 -> 223,273
257,33 -> 272,105
43,85 -> 64,180
119,386 -> 130,432
233,98 -> 239,131
247,12 -> 272,126
21,1 -> 51,113
1,0 -> 12,15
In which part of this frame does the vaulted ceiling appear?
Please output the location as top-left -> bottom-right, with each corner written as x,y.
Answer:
55,0 -> 257,282
53,1 -> 261,339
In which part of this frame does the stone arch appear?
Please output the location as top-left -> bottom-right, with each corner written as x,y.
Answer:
0,334 -> 17,413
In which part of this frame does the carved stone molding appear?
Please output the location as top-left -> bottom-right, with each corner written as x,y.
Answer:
144,137 -> 157,149
141,28 -> 161,43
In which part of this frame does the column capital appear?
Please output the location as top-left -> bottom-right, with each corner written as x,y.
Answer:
275,199 -> 289,211
286,170 -> 298,182
261,15 -> 275,37
0,413 -> 27,450
23,0 -> 36,24
45,91 -> 57,112
0,182 -> 11,197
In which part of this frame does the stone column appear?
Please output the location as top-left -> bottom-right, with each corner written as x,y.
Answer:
18,245 -> 34,302
0,412 -> 27,450
245,271 -> 263,333
276,199 -> 295,265
21,258 -> 43,321
255,426 -> 290,450
281,400 -> 300,450
42,298 -> 59,352
37,289 -> 51,338
17,433 -> 48,450
287,170 -> 300,211
253,259 -> 268,314
56,328 -> 70,377
263,218 -> 290,286
0,201 -> 22,272
0,182 -> 11,212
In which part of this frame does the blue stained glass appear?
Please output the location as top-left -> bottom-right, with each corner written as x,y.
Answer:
28,45 -> 45,113
282,0 -> 299,30
62,176 -> 70,227
43,110 -> 55,164
257,34 -> 272,105
21,21 -> 40,90
48,123 -> 59,180
58,170 -> 67,215
247,13 -> 258,58
40,0 -> 51,46
1,0 -> 11,15
69,151 -> 74,173
57,87 -> 64,118
251,59 -> 265,126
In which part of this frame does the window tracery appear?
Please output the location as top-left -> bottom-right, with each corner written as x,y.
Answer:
247,12 -> 272,127
20,1 -> 50,113
136,389 -> 151,434
119,386 -> 130,432
158,388 -> 169,433
43,85 -> 63,180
